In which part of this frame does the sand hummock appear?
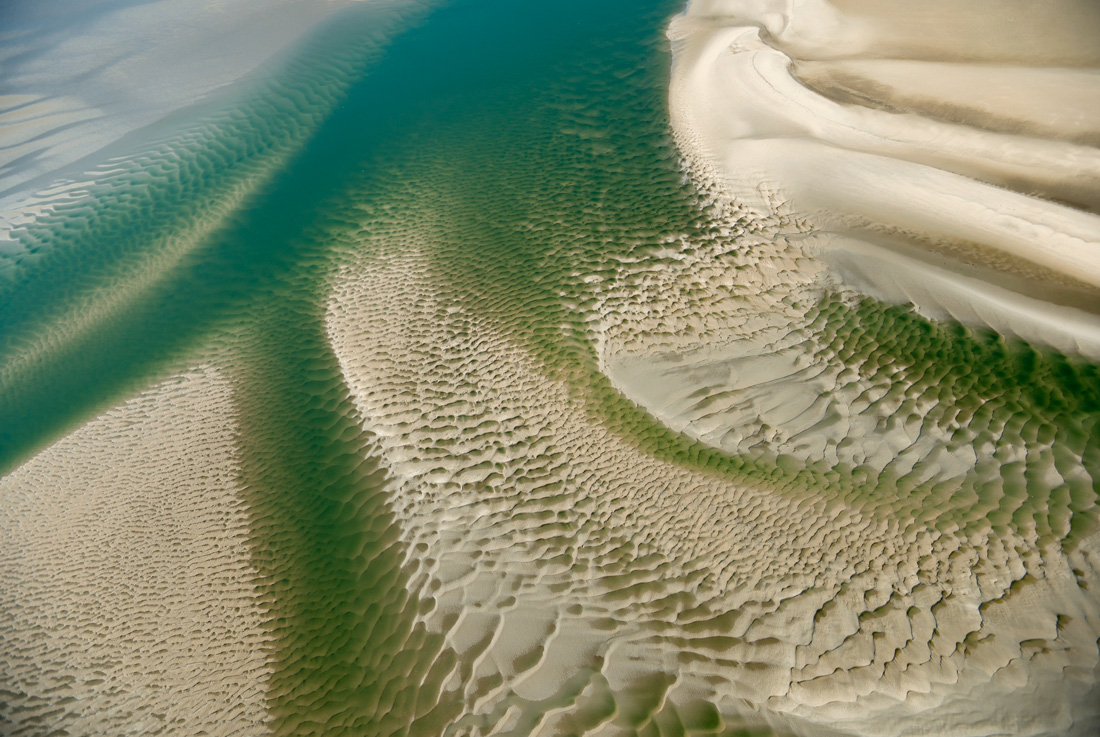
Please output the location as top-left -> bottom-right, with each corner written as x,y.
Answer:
0,368 -> 273,736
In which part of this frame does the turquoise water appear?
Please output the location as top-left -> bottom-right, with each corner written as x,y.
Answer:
2,0 -> 1098,733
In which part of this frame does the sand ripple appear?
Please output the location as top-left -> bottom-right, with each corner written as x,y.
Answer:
0,368 -> 272,736
322,13 -> 1100,728
2,0 -> 1098,734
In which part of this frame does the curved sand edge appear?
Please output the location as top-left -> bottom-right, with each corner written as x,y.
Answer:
326,229 -> 1100,736
0,367 -> 272,736
666,0 -> 1100,357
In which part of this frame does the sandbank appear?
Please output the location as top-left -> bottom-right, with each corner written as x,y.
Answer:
668,0 -> 1100,345
0,367 -> 272,735
326,223 -> 1100,736
656,2 -> 1100,732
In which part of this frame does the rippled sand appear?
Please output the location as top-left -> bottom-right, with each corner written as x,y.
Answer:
0,368 -> 272,735
1,0 -> 1098,735
656,0 -> 1100,732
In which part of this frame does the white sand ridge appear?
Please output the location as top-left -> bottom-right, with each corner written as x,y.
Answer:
667,0 -> 1100,356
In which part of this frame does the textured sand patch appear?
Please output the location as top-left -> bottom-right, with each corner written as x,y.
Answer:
327,225 -> 1100,736
0,367 -> 272,736
308,6 -> 1100,724
643,1 -> 1100,732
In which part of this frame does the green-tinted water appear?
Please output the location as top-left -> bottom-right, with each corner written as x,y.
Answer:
2,0 -> 1098,733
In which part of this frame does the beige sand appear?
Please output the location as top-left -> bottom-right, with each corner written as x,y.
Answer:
316,4 -> 1100,731
326,226 -> 1100,736
0,368 -> 272,736
792,62 -> 1100,146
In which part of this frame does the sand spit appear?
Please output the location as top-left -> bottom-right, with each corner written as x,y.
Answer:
667,0 -> 1100,354
0,367 -> 272,736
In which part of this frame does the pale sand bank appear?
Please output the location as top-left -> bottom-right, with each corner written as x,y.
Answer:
668,0 -> 1100,354
792,62 -> 1100,147
0,368 -> 272,736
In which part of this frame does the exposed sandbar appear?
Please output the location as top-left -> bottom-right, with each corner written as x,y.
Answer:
0,368 -> 272,736
326,223 -> 1100,736
668,0 -> 1100,353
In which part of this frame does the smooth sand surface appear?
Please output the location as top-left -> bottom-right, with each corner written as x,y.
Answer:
792,61 -> 1100,147
0,368 -> 272,736
668,0 -> 1100,350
